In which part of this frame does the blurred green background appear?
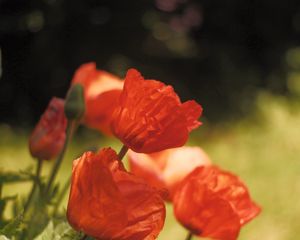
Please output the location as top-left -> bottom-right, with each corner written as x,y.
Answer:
1,0 -> 300,239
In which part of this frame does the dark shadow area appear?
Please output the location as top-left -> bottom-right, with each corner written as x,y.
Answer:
0,0 -> 299,126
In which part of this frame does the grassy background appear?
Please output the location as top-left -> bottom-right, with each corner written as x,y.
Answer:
1,91 -> 300,240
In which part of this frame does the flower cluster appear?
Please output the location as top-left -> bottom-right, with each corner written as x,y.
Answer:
28,63 -> 261,240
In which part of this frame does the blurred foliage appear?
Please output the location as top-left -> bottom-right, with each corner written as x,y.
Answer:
0,92 -> 300,239
33,221 -> 83,240
1,0 -> 300,125
0,214 -> 23,238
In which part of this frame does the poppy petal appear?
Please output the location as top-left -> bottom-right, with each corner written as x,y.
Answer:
112,69 -> 202,153
67,148 -> 166,240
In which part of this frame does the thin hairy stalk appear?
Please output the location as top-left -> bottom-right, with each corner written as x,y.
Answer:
23,159 -> 43,214
118,145 -> 129,160
52,176 -> 71,216
185,232 -> 193,240
45,121 -> 76,196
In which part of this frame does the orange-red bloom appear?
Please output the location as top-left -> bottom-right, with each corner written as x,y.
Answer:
128,146 -> 211,200
72,62 -> 123,134
67,148 -> 165,240
29,97 -> 67,160
112,69 -> 202,153
173,166 -> 261,240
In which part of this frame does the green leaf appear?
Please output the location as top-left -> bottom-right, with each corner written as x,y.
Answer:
34,221 -> 84,240
0,214 -> 23,237
26,203 -> 49,239
33,221 -> 53,240
54,222 -> 83,240
0,172 -> 31,184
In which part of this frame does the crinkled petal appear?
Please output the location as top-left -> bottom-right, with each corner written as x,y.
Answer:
196,166 -> 262,225
173,166 -> 261,240
67,151 -> 127,239
113,173 -> 166,240
67,148 -> 165,240
112,69 -> 202,153
173,170 -> 240,240
181,100 -> 203,131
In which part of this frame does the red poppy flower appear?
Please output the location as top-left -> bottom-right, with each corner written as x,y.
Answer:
72,62 -> 123,134
128,146 -> 211,200
173,166 -> 261,240
29,97 -> 67,160
112,69 -> 202,153
67,148 -> 165,240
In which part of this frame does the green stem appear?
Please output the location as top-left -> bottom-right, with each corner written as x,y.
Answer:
52,176 -> 71,216
185,232 -> 193,240
45,120 -> 76,196
118,145 -> 129,160
23,159 -> 43,214
19,159 -> 43,240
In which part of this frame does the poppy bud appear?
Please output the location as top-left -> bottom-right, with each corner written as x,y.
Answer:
29,97 -> 67,160
64,84 -> 85,121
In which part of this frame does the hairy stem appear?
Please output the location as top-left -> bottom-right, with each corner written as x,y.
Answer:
52,176 -> 71,216
23,159 -> 43,214
118,145 -> 129,160
185,232 -> 193,240
45,120 -> 76,196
